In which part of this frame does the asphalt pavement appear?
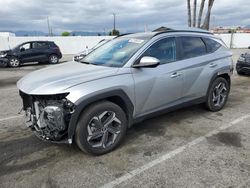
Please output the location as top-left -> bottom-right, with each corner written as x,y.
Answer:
0,50 -> 250,188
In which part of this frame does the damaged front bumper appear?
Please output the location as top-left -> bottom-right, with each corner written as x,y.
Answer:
20,91 -> 75,144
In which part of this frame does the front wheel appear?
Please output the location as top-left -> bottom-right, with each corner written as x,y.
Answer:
48,54 -> 59,64
8,57 -> 20,68
75,101 -> 127,155
206,77 -> 230,112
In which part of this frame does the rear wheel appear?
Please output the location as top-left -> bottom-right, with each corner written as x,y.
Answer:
75,101 -> 127,155
206,77 -> 230,112
48,54 -> 59,64
8,57 -> 20,68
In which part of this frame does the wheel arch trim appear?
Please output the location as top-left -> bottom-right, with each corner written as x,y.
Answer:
67,89 -> 134,140
206,67 -> 232,97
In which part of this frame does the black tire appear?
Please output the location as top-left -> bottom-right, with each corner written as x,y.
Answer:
48,54 -> 59,64
8,57 -> 20,68
206,77 -> 230,112
75,101 -> 127,155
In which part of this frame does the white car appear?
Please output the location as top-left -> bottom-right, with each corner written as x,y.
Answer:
73,39 -> 110,62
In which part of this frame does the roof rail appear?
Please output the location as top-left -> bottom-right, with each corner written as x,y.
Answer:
153,27 -> 213,36
115,33 -> 134,38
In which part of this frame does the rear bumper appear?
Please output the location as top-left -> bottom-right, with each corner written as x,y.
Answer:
236,61 -> 250,73
58,52 -> 62,59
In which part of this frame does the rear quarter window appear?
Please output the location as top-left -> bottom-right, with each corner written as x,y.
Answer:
203,38 -> 222,53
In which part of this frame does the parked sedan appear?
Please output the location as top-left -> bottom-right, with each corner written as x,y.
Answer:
0,41 -> 62,68
236,47 -> 250,75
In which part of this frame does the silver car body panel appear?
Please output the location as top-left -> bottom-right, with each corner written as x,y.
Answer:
17,30 -> 233,125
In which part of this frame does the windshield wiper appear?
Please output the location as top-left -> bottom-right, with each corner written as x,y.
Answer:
80,61 -> 90,64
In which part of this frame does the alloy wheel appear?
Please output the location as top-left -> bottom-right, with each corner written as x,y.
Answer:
9,58 -> 20,67
50,55 -> 58,64
212,82 -> 228,107
87,111 -> 122,149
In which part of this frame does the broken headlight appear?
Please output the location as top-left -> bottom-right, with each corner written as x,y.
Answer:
0,53 -> 7,58
32,97 -> 74,141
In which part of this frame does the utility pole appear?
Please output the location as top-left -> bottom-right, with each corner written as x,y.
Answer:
144,23 -> 148,32
50,27 -> 53,36
47,16 -> 51,36
112,13 -> 116,35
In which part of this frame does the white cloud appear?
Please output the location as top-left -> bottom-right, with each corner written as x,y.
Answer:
0,0 -> 249,33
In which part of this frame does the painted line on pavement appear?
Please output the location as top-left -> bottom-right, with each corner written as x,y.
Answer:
0,115 -> 22,122
101,113 -> 250,188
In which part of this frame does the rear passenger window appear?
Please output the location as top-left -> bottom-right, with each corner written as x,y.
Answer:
33,42 -> 49,49
180,37 -> 206,59
143,37 -> 176,64
203,38 -> 221,53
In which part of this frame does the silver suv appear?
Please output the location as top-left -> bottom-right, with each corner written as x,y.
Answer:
17,28 -> 233,155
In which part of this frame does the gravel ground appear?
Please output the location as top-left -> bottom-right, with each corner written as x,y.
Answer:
0,50 -> 250,188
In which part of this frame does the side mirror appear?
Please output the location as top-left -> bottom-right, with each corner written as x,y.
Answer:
133,56 -> 160,68
248,46 -> 250,49
20,47 -> 25,52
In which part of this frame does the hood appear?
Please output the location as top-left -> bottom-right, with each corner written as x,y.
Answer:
0,50 -> 11,55
17,61 -> 119,95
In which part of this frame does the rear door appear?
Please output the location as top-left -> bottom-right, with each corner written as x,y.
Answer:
31,42 -> 49,61
176,36 -> 211,100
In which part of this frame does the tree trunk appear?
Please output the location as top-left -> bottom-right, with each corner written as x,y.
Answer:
193,0 -> 197,27
198,0 -> 206,28
187,0 -> 192,27
201,0 -> 215,30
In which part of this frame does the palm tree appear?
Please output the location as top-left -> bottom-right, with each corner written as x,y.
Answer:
187,0 -> 192,27
202,0 -> 215,30
197,0 -> 206,28
192,0 -> 197,27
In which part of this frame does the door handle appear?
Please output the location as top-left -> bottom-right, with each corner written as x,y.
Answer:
209,63 -> 217,68
171,72 -> 181,78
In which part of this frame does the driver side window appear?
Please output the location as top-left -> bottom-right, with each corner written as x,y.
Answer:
20,43 -> 31,51
143,37 -> 176,64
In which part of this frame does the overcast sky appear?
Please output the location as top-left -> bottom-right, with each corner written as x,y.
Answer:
0,0 -> 249,33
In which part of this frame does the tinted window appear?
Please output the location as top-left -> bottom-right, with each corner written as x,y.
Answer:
203,38 -> 221,53
143,37 -> 176,64
20,43 -> 31,50
33,42 -> 49,49
180,37 -> 206,59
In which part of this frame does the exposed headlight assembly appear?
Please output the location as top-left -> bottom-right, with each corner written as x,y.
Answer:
0,53 -> 7,58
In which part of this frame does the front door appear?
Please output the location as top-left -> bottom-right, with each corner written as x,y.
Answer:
132,37 -> 183,116
18,42 -> 36,63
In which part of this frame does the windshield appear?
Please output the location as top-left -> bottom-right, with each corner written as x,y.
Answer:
92,40 -> 108,50
81,37 -> 148,67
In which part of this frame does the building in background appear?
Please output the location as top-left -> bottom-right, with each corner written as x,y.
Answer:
0,32 -> 16,37
211,27 -> 250,34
